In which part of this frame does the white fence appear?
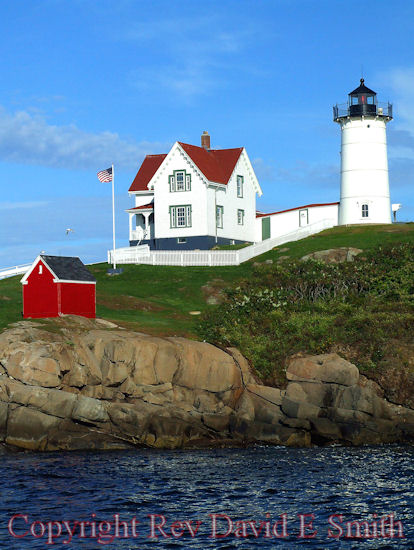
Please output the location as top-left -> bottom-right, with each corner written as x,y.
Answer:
107,244 -> 150,264
108,218 -> 336,267
0,263 -> 32,280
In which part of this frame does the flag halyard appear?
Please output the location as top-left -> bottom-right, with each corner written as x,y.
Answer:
97,167 -> 113,182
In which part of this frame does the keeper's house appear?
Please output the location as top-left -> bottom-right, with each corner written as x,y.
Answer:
127,132 -> 262,250
21,255 -> 96,319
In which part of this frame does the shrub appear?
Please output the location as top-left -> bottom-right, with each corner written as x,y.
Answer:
197,243 -> 414,385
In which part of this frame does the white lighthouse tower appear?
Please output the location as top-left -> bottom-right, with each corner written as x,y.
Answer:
334,79 -> 393,225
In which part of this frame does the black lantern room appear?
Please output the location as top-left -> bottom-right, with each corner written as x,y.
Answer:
348,78 -> 377,116
333,79 -> 392,121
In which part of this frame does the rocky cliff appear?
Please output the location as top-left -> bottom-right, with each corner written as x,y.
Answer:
0,316 -> 413,451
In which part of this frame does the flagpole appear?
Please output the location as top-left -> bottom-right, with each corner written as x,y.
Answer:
112,163 -> 116,270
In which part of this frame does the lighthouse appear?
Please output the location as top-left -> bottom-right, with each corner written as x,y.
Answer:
333,79 -> 393,225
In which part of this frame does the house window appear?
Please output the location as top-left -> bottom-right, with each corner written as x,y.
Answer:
177,237 -> 187,244
38,265 -> 43,274
169,170 -> 191,192
176,171 -> 185,191
237,175 -> 243,198
170,205 -> 192,228
362,204 -> 369,218
237,209 -> 244,225
216,205 -> 223,228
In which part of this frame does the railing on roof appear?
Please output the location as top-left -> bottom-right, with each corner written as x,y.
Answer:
333,102 -> 393,121
108,218 -> 336,267
0,263 -> 32,280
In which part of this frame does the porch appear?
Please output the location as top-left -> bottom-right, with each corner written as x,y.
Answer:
127,204 -> 154,243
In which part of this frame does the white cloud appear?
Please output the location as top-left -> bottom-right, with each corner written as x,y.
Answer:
252,157 -> 276,181
0,195 -> 132,267
382,68 -> 414,130
126,16 -> 250,99
0,107 -> 168,170
134,60 -> 221,99
379,67 -> 414,145
377,67 -> 414,203
275,160 -> 338,188
0,200 -> 50,210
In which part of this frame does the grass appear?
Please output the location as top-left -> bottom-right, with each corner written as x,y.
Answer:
1,223 -> 413,336
255,223 -> 414,262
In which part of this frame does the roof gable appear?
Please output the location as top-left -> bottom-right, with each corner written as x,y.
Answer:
129,154 -> 167,192
178,142 -> 243,185
39,255 -> 96,282
22,255 -> 95,284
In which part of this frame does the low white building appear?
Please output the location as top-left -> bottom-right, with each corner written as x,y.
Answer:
127,132 -> 262,250
255,202 -> 339,242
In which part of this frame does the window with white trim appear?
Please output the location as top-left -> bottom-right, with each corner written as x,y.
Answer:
170,205 -> 192,228
237,209 -> 244,225
169,170 -> 191,192
362,204 -> 369,218
216,205 -> 223,228
176,171 -> 185,191
237,175 -> 244,198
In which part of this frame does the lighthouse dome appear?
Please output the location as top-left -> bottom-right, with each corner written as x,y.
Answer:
348,78 -> 377,116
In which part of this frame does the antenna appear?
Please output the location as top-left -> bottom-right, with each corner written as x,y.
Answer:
361,64 -> 364,80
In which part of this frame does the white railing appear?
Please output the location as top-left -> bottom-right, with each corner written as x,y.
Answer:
130,229 -> 151,241
107,244 -> 150,264
108,218 -> 336,267
237,218 -> 334,263
0,263 -> 32,280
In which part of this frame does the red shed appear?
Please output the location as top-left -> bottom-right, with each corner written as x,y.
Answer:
21,255 -> 96,319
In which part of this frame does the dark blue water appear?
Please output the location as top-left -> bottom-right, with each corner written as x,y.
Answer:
1,445 -> 413,548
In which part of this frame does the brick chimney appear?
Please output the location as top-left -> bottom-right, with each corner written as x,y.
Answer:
201,131 -> 210,150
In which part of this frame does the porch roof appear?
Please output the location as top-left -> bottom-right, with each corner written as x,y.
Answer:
126,203 -> 154,213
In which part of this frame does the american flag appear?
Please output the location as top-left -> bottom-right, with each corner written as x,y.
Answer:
97,167 -> 113,182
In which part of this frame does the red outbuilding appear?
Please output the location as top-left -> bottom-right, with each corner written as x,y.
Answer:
21,255 -> 96,319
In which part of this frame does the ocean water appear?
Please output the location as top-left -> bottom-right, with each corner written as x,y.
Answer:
1,445 -> 413,548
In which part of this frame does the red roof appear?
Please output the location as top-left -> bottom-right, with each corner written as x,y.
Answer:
178,143 -> 243,184
129,154 -> 167,192
256,202 -> 339,218
128,143 -> 243,192
127,203 -> 154,211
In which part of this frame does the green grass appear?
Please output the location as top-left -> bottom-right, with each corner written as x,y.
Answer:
1,223 -> 413,336
255,223 -> 414,262
214,242 -> 251,250
90,263 -> 250,335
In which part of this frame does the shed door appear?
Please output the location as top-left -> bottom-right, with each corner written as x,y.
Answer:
262,217 -> 270,240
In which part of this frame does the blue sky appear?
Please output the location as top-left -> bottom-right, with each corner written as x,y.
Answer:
1,0 -> 414,266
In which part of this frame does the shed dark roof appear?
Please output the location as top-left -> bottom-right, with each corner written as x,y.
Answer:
349,78 -> 376,96
40,255 -> 96,282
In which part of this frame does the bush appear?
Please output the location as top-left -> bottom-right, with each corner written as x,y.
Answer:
196,243 -> 414,385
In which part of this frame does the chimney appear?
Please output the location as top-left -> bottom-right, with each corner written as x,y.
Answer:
201,131 -> 210,150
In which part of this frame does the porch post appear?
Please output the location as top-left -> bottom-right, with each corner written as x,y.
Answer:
143,212 -> 150,239
129,213 -> 133,241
